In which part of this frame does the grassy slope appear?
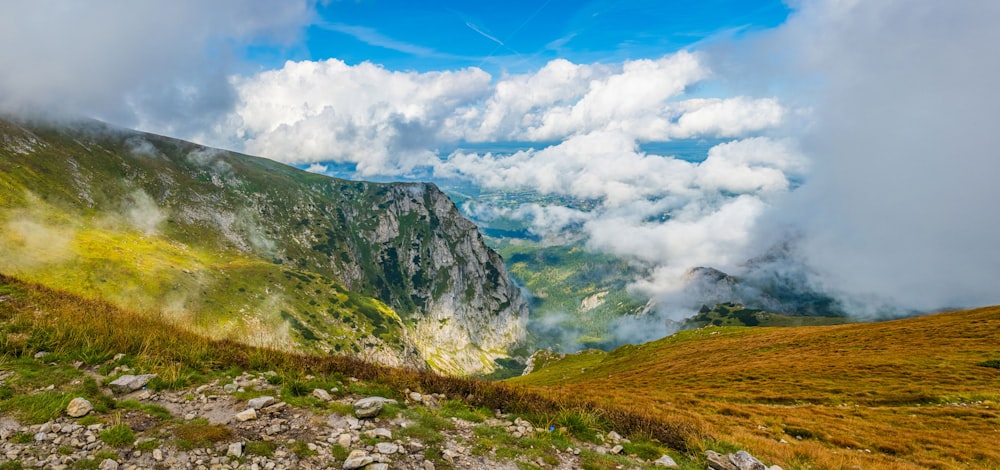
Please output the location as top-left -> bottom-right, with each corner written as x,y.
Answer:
0,119 -> 433,360
512,309 -> 1000,469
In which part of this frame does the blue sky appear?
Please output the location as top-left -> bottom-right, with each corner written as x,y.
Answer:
266,0 -> 791,74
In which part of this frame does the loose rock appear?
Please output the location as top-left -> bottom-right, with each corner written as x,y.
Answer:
227,442 -> 244,458
654,454 -> 679,467
730,450 -> 768,470
247,396 -> 275,410
353,396 -> 397,419
108,374 -> 156,393
706,450 -> 740,470
66,397 -> 93,418
343,449 -> 374,469
98,459 -> 119,470
376,442 -> 399,454
235,409 -> 257,422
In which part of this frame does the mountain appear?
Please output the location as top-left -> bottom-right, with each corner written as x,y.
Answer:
512,306 -> 1000,468
0,116 -> 527,375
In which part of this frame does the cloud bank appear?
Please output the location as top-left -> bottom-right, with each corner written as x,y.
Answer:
0,0 -> 314,135
741,0 -> 1000,314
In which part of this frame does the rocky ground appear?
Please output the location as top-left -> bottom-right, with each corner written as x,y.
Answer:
0,358 -> 695,470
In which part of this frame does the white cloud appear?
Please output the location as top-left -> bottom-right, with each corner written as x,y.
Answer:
0,0 -> 313,134
223,59 -> 492,175
695,137 -> 805,194
670,97 -> 786,139
304,163 -> 328,174
739,0 -> 1000,313
443,134 -> 802,305
211,51 -> 788,178
437,131 -> 701,206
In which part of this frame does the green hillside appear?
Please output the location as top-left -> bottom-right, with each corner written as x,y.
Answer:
0,117 -> 527,375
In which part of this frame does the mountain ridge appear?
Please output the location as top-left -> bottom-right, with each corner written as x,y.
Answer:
0,116 -> 527,375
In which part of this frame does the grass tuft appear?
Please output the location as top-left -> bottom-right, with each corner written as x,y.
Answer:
174,418 -> 232,449
99,423 -> 135,447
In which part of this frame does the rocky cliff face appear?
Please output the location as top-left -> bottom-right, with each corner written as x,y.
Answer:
0,117 -> 527,375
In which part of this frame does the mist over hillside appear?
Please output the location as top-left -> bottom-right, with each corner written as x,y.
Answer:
0,117 -> 528,375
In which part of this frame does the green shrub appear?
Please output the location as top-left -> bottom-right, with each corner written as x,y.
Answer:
977,359 -> 1000,369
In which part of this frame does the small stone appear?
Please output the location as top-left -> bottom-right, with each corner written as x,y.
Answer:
343,449 -> 374,469
375,442 -> 398,454
247,396 -> 275,410
98,459 -> 119,470
610,445 -> 624,455
66,397 -> 93,418
594,446 -> 608,455
223,383 -> 238,393
108,374 -> 156,393
653,455 -> 679,467
607,431 -> 622,443
337,433 -> 352,448
34,432 -> 48,442
366,428 -> 392,439
153,449 -> 163,461
312,388 -> 332,401
408,392 -> 422,402
353,397 -> 397,419
423,460 -> 435,470
367,464 -> 390,470
227,442 -> 244,458
235,409 -> 257,422
113,353 -> 125,361
184,413 -> 196,420
442,449 -> 457,464
34,351 -> 48,359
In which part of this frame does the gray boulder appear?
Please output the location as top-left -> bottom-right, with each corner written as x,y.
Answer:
730,450 -> 767,470
343,449 -> 374,469
706,450 -> 739,470
353,396 -> 397,419
108,374 -> 156,393
653,455 -> 679,467
247,396 -> 275,410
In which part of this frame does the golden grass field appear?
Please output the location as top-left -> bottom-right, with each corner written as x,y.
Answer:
511,307 -> 1000,469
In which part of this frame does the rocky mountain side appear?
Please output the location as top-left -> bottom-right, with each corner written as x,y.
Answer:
0,117 -> 527,375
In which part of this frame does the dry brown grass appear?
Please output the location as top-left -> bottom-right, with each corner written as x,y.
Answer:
511,308 -> 1000,469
